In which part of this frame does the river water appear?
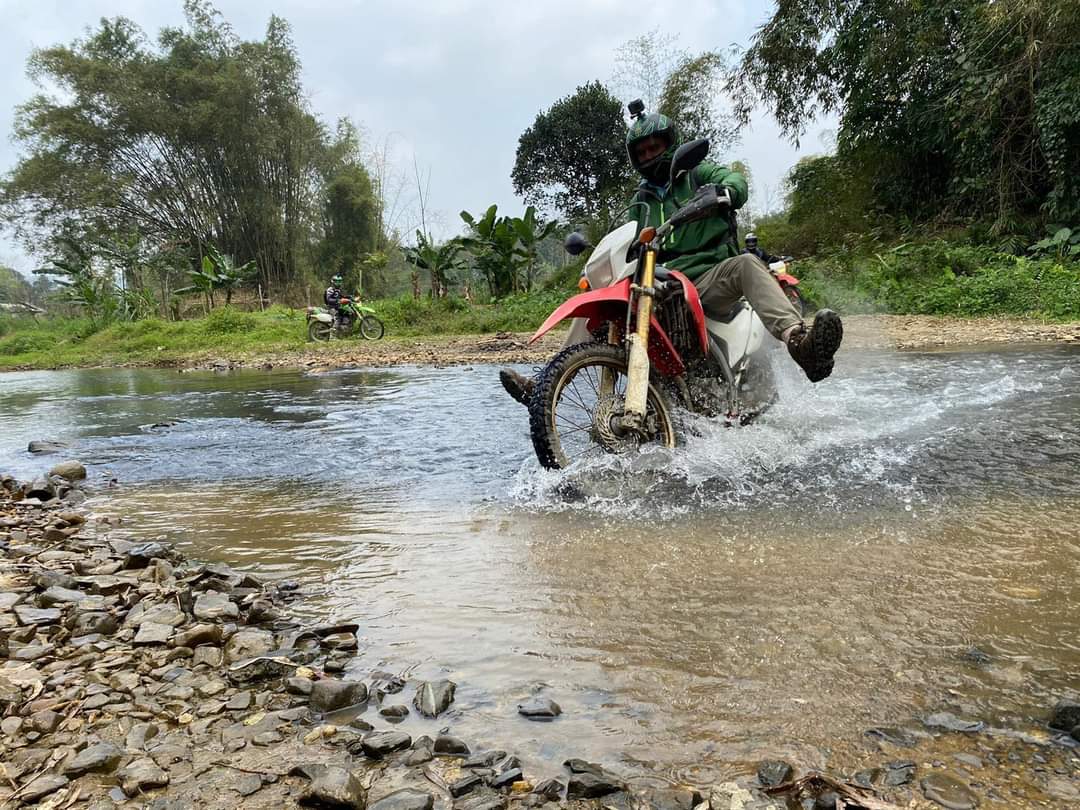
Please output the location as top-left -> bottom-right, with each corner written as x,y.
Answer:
2,345 -> 1079,784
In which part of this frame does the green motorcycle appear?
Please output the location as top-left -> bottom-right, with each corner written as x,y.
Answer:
306,297 -> 385,341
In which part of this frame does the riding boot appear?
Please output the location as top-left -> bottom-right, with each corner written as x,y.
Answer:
499,369 -> 535,406
787,309 -> 844,382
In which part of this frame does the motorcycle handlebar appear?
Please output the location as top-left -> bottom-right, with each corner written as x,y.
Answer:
655,184 -> 730,241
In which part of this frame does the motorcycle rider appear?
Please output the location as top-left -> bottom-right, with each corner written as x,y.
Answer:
743,232 -> 779,265
500,108 -> 842,404
324,274 -> 346,329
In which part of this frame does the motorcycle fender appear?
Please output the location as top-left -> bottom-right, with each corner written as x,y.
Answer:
529,279 -> 633,344
775,273 -> 799,286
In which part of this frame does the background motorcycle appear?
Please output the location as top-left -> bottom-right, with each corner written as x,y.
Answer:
306,298 -> 385,341
767,256 -> 807,317
525,139 -> 776,469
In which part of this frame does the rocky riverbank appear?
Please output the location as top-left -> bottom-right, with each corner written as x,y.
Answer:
2,468 -> 1079,809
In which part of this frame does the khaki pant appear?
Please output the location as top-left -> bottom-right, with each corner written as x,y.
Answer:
563,254 -> 802,347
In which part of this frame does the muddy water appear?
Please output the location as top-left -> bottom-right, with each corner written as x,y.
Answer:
2,346 -> 1079,785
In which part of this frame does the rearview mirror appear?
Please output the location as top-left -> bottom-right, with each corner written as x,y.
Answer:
670,138 -> 710,183
564,232 -> 592,256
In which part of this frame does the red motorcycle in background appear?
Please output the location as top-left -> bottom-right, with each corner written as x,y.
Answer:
767,256 -> 807,317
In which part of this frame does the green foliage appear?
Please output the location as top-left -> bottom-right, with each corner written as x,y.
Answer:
402,231 -> 465,297
657,52 -> 739,150
796,241 -> 1080,319
459,205 -> 560,297
511,82 -> 633,229
731,0 -> 1080,232
0,2 -> 380,296
1030,225 -> 1080,261
376,290 -> 569,336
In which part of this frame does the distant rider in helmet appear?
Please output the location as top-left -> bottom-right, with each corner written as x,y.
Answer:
324,275 -> 346,328
743,232 -> 779,265
499,105 -> 842,404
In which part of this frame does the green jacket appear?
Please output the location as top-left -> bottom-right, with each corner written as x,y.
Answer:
628,160 -> 748,280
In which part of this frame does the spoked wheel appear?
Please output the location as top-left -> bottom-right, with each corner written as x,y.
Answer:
783,284 -> 807,317
308,320 -> 332,342
360,315 -> 385,340
528,342 -> 677,470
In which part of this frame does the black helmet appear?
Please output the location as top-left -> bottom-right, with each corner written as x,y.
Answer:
626,108 -> 679,185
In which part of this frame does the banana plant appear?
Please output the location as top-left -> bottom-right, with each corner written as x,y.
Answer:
511,206 -> 559,292
402,231 -> 465,298
460,205 -> 521,297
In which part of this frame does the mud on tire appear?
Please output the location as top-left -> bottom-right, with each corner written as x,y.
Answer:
528,342 -> 677,470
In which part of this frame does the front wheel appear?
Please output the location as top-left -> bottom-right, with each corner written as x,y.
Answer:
528,342 -> 677,470
308,320 -> 332,342
360,315 -> 385,340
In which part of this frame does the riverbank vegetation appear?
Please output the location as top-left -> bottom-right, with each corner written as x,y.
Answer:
1,1 -> 1079,372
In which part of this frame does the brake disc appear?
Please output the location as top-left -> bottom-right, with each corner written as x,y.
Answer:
591,395 -> 642,454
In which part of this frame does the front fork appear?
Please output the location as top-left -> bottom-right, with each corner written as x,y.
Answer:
620,247 -> 657,431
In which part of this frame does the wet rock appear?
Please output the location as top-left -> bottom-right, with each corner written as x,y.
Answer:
952,754 -> 982,770
448,773 -> 484,798
454,787 -> 507,810
563,759 -> 605,775
369,789 -> 435,810
226,691 -> 252,711
924,712 -> 985,734
234,773 -> 264,797
360,731 -> 412,758
18,774 -> 70,803
28,440 -> 69,454
921,772 -> 978,809
490,768 -> 524,789
464,751 -> 506,769
1048,700 -> 1080,732
193,592 -> 239,621
298,764 -> 366,809
380,704 -> 409,721
253,730 -> 283,746
757,760 -> 794,787
641,787 -> 702,810
883,760 -> 917,787
172,623 -> 222,648
63,741 -> 123,777
517,697 -> 561,720
134,621 -> 175,645
13,606 -> 62,626
864,726 -> 918,747
531,779 -> 564,801
245,599 -> 280,624
223,629 -> 276,663
49,461 -> 86,481
124,542 -> 169,569
434,735 -> 470,756
39,586 -> 87,607
310,679 -> 368,713
567,772 -> 623,799
128,602 -> 186,628
120,757 -> 170,796
78,574 -> 139,595
26,478 -> 56,500
227,653 -> 299,683
413,679 -> 456,717
287,676 -> 315,696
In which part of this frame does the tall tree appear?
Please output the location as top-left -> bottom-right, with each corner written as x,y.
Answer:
658,52 -> 740,152
511,82 -> 633,230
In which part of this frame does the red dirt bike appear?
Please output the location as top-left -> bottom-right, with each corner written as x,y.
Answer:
525,139 -> 776,469
767,256 -> 807,317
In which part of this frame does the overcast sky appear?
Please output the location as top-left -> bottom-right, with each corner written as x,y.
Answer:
0,0 -> 834,274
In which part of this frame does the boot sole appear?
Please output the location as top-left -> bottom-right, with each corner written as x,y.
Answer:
807,309 -> 843,382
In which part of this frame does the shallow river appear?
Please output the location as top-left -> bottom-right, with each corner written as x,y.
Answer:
2,345 -> 1079,783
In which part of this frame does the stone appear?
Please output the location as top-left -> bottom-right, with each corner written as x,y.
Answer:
223,629 -> 275,663
128,603 -> 186,628
380,704 -> 409,721
63,741 -> 123,777
39,586 -> 87,607
1,717 -> 23,736
567,773 -> 623,799
28,440 -> 69,454
864,727 -> 918,747
226,691 -> 252,710
447,773 -> 483,798
14,606 -> 62,626
924,712 -> 985,733
563,759 -> 605,775
49,460 -> 87,480
517,697 -> 561,720
1048,700 -> 1080,732
29,709 -> 61,734
134,622 -> 174,645
120,757 -> 170,797
17,774 -> 70,803
78,575 -> 139,595
454,788 -> 507,810
640,788 -> 702,810
361,731 -> 412,758
126,722 -> 160,751
883,760 -> 917,787
531,779 -> 564,800
413,679 -> 456,717
921,772 -> 978,809
194,592 -> 239,621
310,679 -> 368,713
757,760 -> 794,787
14,644 -> 54,662
490,768 -> 524,789
70,611 -> 119,636
110,671 -> 141,692
124,542 -> 169,569
369,789 -> 435,810
287,676 -> 314,695
299,765 -> 366,809
192,646 -> 223,668
433,735 -> 470,756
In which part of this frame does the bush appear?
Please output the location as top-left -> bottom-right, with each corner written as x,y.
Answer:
200,307 -> 259,335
